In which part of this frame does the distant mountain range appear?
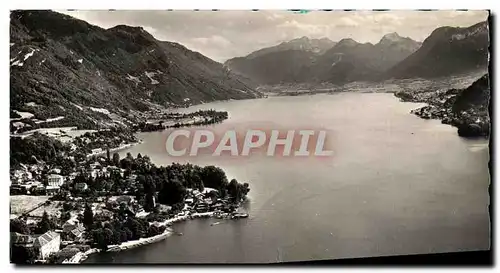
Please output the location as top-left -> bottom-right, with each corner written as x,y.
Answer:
9,10 -> 490,131
225,32 -> 422,84
225,21 -> 489,85
246,36 -> 336,59
224,37 -> 336,84
10,10 -> 260,129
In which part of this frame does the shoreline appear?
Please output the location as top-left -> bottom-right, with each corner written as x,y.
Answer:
78,212 -> 221,263
107,211 -> 216,252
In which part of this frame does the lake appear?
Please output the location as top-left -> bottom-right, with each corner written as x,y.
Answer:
85,92 -> 490,263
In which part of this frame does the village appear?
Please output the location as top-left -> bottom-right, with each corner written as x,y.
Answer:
10,127 -> 250,264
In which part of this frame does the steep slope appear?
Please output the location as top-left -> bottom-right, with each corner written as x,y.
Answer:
373,33 -> 422,71
385,21 -> 490,79
10,10 -> 259,130
225,50 -> 318,84
308,38 -> 381,83
395,73 -> 490,137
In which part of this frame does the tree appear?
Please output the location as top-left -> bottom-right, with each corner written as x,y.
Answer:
144,192 -> 155,212
83,203 -> 94,228
147,225 -> 160,237
37,211 -> 54,234
200,166 -> 228,194
91,229 -> 107,251
228,179 -> 241,202
227,179 -> 250,203
62,210 -> 72,222
158,179 -> 186,206
10,219 -> 30,234
112,153 -> 120,167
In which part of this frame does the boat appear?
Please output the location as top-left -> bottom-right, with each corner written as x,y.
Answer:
232,213 -> 249,219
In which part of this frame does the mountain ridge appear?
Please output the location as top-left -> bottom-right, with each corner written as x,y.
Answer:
10,10 -> 260,131
384,21 -> 489,79
225,33 -> 422,84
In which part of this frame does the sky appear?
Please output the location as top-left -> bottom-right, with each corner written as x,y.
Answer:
59,10 -> 489,62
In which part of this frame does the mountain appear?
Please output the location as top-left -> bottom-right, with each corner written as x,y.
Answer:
298,34 -> 421,83
225,33 -> 421,85
374,32 -> 422,71
224,37 -> 336,84
385,21 -> 489,79
246,36 -> 336,59
224,50 -> 318,84
307,39 -> 381,83
10,10 -> 260,130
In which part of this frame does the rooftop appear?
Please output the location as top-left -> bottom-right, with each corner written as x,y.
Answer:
34,230 -> 60,247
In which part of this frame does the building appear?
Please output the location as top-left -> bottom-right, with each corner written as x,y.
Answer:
74,182 -> 88,191
33,231 -> 61,259
10,184 -> 27,195
47,174 -> 64,187
63,225 -> 85,241
87,169 -> 98,179
11,232 -> 35,246
69,172 -> 79,180
91,148 -> 103,155
49,168 -> 61,174
11,169 -> 32,184
45,186 -> 60,195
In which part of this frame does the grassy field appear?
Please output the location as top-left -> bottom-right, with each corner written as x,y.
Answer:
10,195 -> 50,216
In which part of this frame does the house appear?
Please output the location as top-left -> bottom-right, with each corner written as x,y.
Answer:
195,203 -> 209,213
107,166 -> 124,177
10,184 -> 27,195
114,196 -> 133,205
63,225 -> 85,241
47,174 -> 64,187
87,169 -> 98,179
94,210 -> 114,222
11,232 -> 35,246
62,219 -> 80,232
70,244 -> 91,252
12,169 -> 32,184
90,162 -> 101,169
69,172 -> 79,181
91,148 -> 103,155
33,231 -> 61,259
49,168 -> 61,174
31,185 -> 47,196
74,182 -> 88,191
45,186 -> 60,195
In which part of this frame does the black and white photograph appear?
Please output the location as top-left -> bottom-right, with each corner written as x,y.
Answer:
8,7 -> 491,265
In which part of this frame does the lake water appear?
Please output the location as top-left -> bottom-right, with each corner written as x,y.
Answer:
85,92 -> 490,263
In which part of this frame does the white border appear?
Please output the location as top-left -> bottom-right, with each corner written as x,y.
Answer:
2,0 -> 498,272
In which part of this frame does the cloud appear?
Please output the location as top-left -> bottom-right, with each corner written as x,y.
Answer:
58,10 -> 489,62
192,35 -> 231,47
